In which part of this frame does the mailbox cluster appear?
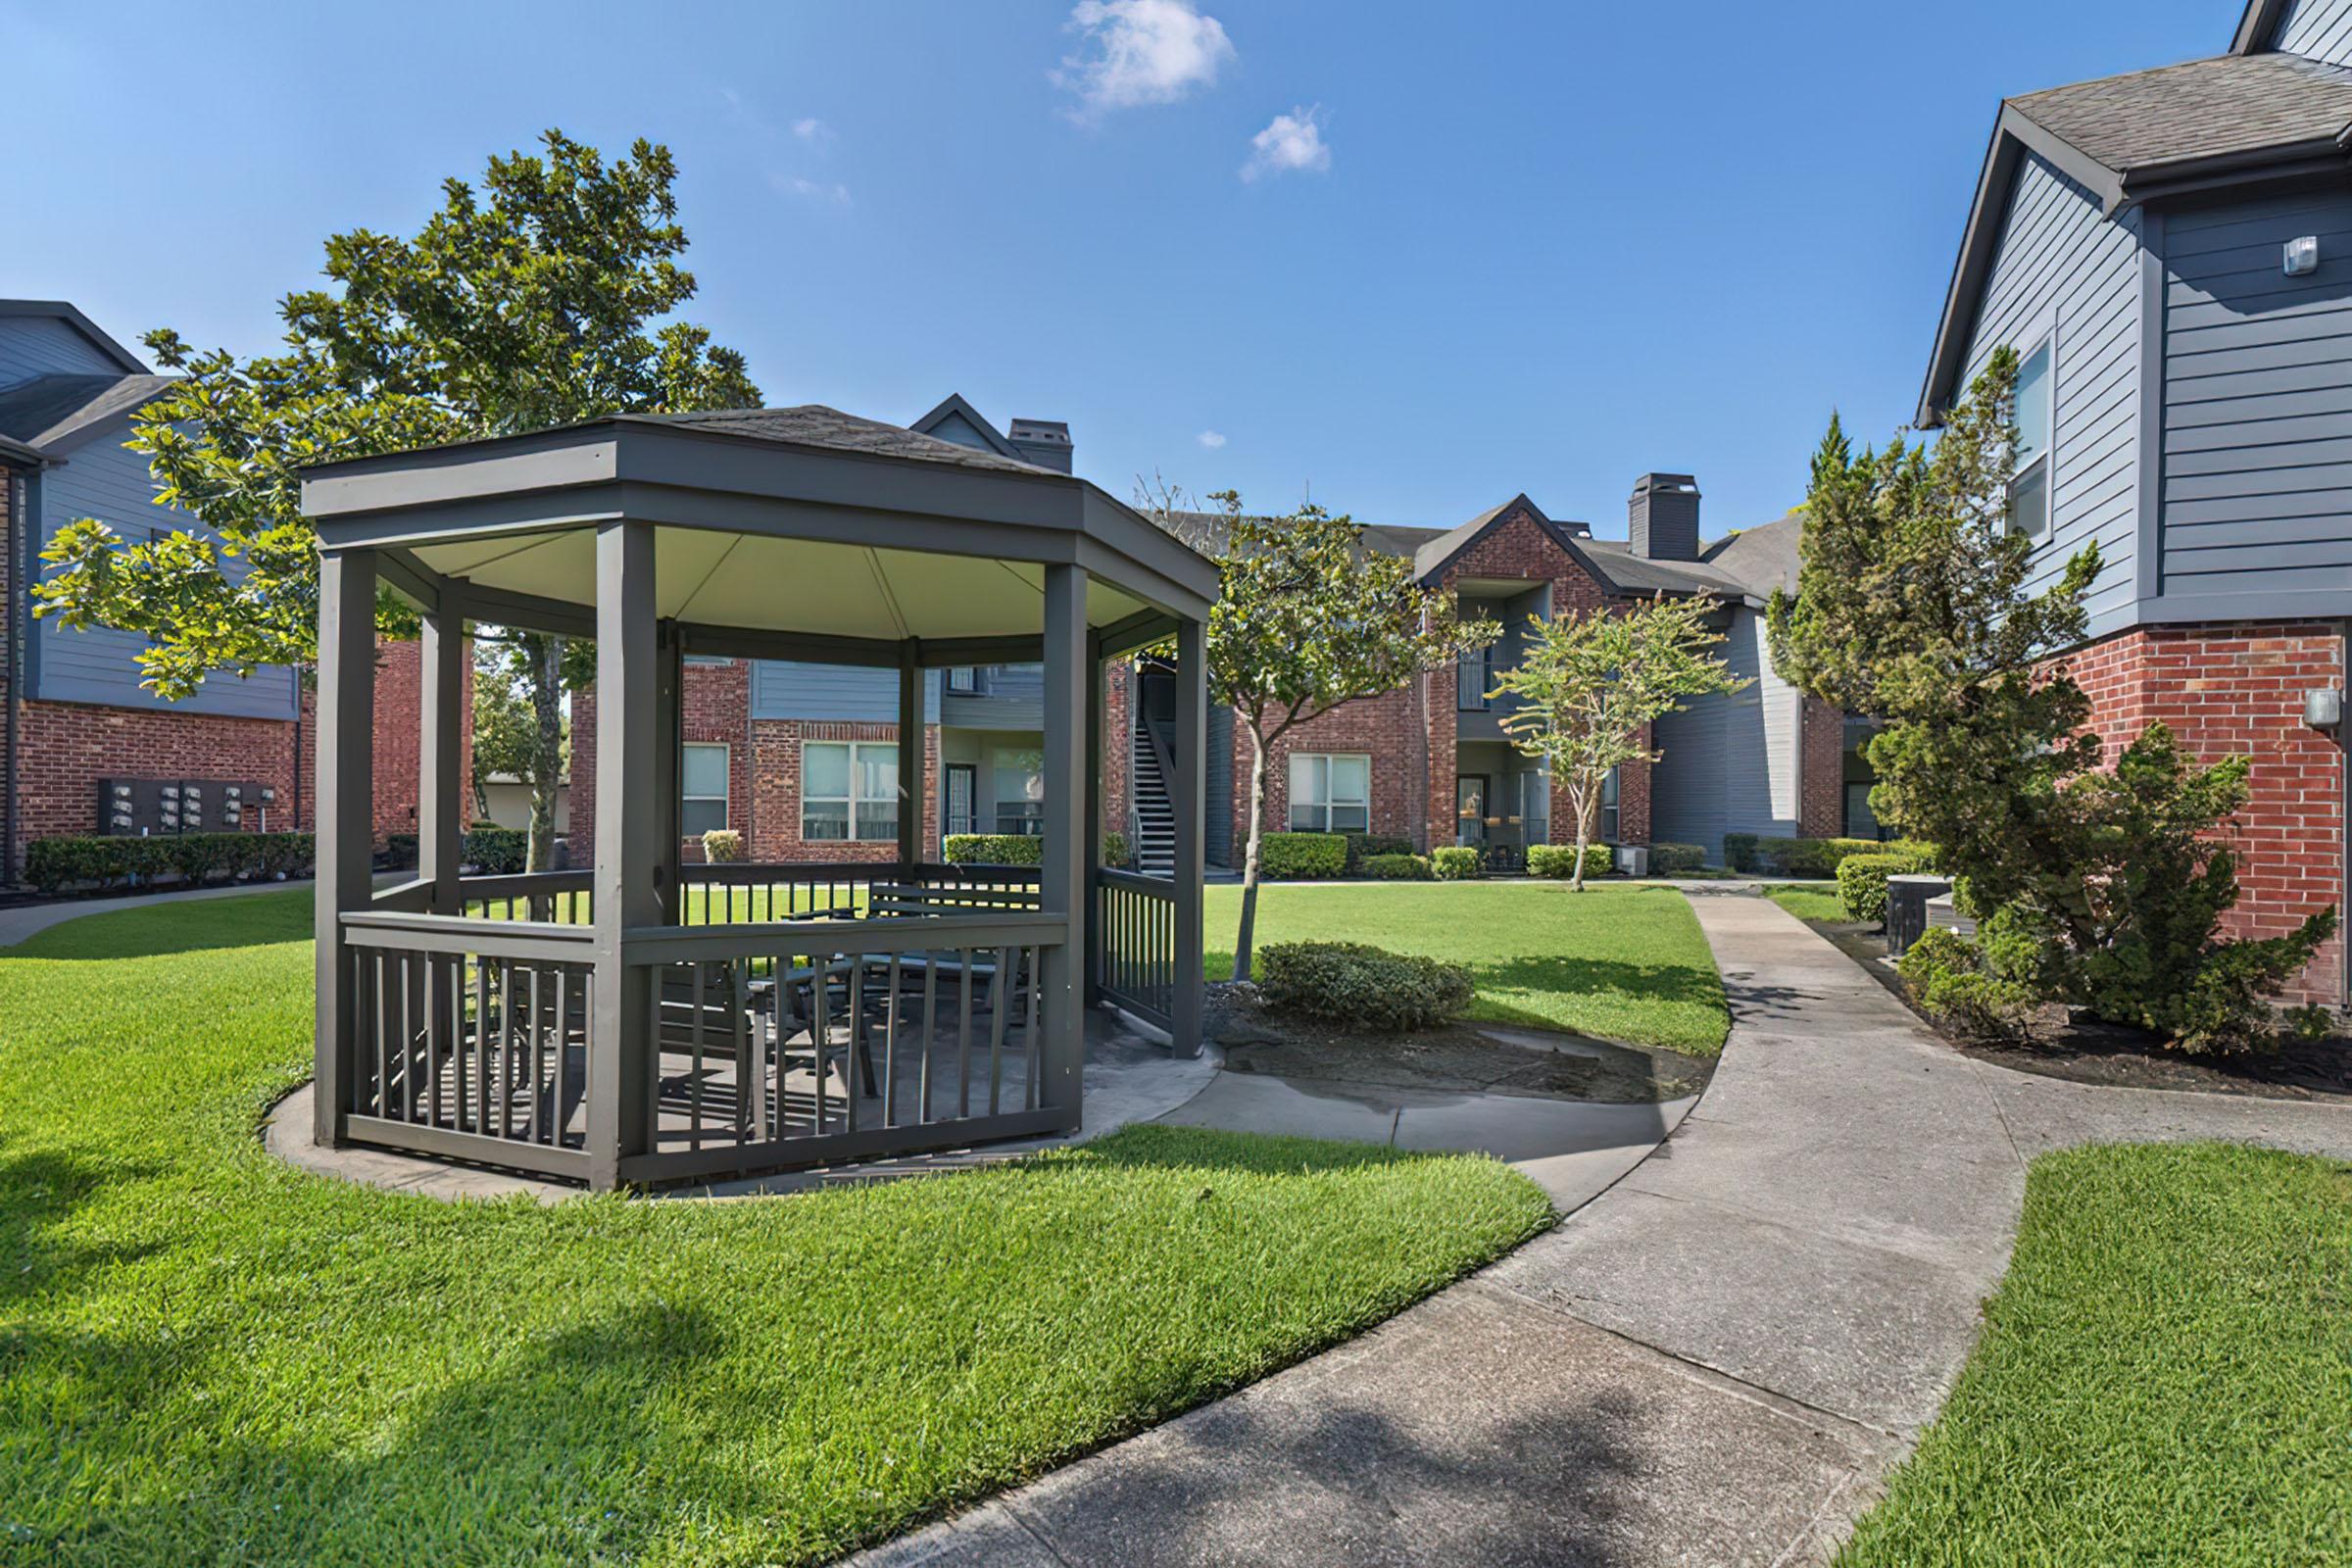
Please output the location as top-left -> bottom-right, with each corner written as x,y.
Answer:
97,778 -> 276,836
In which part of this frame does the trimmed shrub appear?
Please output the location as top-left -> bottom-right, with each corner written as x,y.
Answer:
1747,835 -> 1936,877
1342,832 -> 1413,872
1837,849 -> 1937,925
1256,940 -> 1474,1031
1650,842 -> 1708,875
1527,843 -> 1614,881
24,831 -> 317,898
1430,846 -> 1482,880
1102,830 -> 1130,867
1259,832 -> 1348,880
384,832 -> 419,869
1361,852 -> 1434,881
1897,926 -> 2031,1036
701,828 -> 745,863
1723,832 -> 1759,871
462,826 -> 529,874
944,833 -> 1044,866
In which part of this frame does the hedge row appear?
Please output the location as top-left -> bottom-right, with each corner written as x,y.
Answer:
1724,833 -> 1937,876
1259,832 -> 1348,879
941,831 -> 1131,867
1527,843 -> 1616,881
384,826 -> 531,875
1361,852 -> 1434,881
24,831 -> 316,897
1649,841 -> 1707,874
1837,849 -> 1941,924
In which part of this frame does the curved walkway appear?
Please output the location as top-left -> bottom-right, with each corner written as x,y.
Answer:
858,894 -> 2352,1568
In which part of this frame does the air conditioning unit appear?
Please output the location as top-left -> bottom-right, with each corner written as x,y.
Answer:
1615,845 -> 1649,877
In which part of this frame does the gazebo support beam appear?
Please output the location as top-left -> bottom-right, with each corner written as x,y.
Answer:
1083,634 -> 1104,1004
1038,564 -> 1089,1121
1170,617 -> 1207,1056
313,548 -> 378,1148
417,582 -> 466,914
591,519 -> 661,1190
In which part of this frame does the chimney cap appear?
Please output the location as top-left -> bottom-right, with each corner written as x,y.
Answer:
1633,472 -> 1699,495
1007,418 -> 1070,445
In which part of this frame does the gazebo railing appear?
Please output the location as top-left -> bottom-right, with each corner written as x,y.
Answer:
613,910 -> 1070,1185
338,910 -> 600,1181
1095,867 -> 1180,1031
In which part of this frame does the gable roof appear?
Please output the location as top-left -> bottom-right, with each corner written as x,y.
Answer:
0,372 -> 180,456
1919,18 -> 2352,425
1410,494 -> 1592,582
618,404 -> 1065,476
0,300 -> 150,378
906,392 -> 1023,462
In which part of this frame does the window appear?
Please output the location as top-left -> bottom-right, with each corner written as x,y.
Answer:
1288,753 -> 1370,833
993,747 -> 1045,836
1457,638 -> 1492,711
681,743 -> 729,837
1598,765 -> 1620,843
802,741 -> 899,842
947,665 -> 982,694
2007,338 -> 2053,540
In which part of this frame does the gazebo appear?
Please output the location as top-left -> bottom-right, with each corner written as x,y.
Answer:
300,407 -> 1215,1192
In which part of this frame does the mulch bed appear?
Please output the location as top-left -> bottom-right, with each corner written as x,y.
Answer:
1807,917 -> 2352,1102
1203,983 -> 1713,1104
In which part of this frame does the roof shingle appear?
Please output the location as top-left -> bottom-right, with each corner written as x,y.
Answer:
2008,50 -> 2352,175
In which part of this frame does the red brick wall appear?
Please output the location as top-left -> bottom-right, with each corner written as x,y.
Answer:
679,660 -> 752,861
9,634 -> 443,863
2054,620 -> 2346,1005
1800,697 -> 1845,839
1104,659 -> 1133,843
1235,685 -> 1426,858
750,718 -> 938,863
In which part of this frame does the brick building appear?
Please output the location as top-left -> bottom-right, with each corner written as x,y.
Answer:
1,299 -> 440,882
1913,0 -> 2352,1003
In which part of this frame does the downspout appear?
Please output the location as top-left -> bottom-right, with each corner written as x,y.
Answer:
3,466 -> 20,886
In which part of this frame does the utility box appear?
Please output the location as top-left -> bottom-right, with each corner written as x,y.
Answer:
96,778 -> 275,836
1886,873 -> 1953,956
1615,845 -> 1649,878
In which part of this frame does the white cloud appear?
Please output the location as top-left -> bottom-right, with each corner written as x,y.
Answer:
1197,430 -> 1227,449
1054,0 -> 1235,116
792,117 -> 836,146
1242,105 -> 1331,181
777,174 -> 852,205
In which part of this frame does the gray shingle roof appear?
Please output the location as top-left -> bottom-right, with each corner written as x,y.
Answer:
624,405 -> 1063,476
0,372 -> 179,454
2009,51 -> 2352,176
1697,510 -> 1804,600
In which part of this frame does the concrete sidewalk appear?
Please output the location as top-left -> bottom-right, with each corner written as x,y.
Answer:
858,894 -> 2352,1567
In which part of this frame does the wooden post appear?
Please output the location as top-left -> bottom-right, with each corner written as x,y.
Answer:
313,547 -> 377,1146
591,520 -> 659,1190
1038,564 -> 1088,1121
1171,615 -> 1207,1057
897,638 -> 923,873
1084,634 -> 1104,1004
654,619 -> 684,926
417,582 -> 465,914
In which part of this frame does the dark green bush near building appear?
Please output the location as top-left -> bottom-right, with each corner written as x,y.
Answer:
1838,849 -> 1938,924
1649,842 -> 1707,874
1256,940 -> 1475,1031
943,834 -> 1044,866
1361,853 -> 1434,881
24,831 -> 316,897
1723,832 -> 1759,871
1259,832 -> 1348,880
1527,843 -> 1613,881
1342,832 -> 1412,871
1430,846 -> 1482,880
1896,926 -> 2032,1037
463,826 -> 530,873
1102,830 -> 1129,867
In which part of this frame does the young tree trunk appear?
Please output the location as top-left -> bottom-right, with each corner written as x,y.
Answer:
527,633 -> 564,872
1232,723 -> 1271,982
1570,777 -> 1595,893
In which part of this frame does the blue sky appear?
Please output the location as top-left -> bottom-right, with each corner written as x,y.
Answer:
5,0 -> 2231,538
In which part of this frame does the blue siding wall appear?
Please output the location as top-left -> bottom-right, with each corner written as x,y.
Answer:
2274,0 -> 2352,65
1961,154 -> 2146,631
1206,704 -> 1234,867
33,419 -> 299,718
750,661 -> 940,722
2159,186 -> 2352,608
1649,606 -> 1799,861
0,317 -> 122,388
941,663 -> 1043,730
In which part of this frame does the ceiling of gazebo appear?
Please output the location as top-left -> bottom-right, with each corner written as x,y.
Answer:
411,524 -> 1156,639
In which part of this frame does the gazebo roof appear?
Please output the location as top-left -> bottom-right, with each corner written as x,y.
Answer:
301,405 -> 1220,649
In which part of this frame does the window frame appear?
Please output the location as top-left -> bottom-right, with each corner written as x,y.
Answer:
681,741 -> 730,839
1287,751 -> 1372,834
801,740 -> 900,843
2006,332 -> 2055,542
946,665 -> 982,694
1456,636 -> 1493,712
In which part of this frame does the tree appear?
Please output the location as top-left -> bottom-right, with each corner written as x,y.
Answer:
1768,350 -> 2333,1050
471,640 -> 578,844
1187,491 -> 1495,979
1491,595 -> 1751,890
34,130 -> 759,868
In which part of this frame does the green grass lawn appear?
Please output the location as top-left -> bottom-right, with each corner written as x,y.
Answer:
1840,1142 -> 2352,1566
0,892 -> 1551,1567
1207,880 -> 1728,1055
1762,882 -> 1845,923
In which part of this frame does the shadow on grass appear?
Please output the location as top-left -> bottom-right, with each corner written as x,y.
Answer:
6,888 -> 315,960
0,1144 -> 169,1307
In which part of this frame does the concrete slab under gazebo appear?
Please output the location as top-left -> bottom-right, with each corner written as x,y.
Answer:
299,406 -> 1217,1193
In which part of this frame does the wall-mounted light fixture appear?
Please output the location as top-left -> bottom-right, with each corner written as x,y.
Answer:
2307,687 -> 2344,729
2286,235 -> 2321,276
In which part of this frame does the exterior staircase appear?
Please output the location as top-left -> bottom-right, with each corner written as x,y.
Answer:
1128,718 -> 1176,877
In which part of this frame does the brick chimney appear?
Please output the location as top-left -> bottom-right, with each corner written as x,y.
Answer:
1006,418 -> 1073,474
1629,473 -> 1700,562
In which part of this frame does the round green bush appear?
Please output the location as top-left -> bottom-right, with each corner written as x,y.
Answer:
1361,852 -> 1434,880
943,833 -> 1044,866
1430,846 -> 1482,880
1259,832 -> 1348,880
1650,842 -> 1708,875
1837,850 -> 1937,924
1256,940 -> 1475,1031
1527,843 -> 1614,881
